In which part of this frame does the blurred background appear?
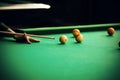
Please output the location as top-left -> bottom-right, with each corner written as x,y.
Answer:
0,0 -> 120,28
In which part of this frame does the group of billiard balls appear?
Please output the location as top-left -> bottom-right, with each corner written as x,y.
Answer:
59,27 -> 120,47
59,29 -> 83,44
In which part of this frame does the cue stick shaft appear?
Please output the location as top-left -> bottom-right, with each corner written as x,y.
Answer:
0,31 -> 55,39
0,22 -> 16,33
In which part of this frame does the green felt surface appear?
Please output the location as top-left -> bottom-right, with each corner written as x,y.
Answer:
0,23 -> 120,80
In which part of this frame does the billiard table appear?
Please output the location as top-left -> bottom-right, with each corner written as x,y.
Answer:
0,23 -> 120,80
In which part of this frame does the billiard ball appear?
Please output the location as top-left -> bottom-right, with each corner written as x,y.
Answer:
73,29 -> 80,37
107,27 -> 115,36
75,34 -> 84,43
59,35 -> 68,44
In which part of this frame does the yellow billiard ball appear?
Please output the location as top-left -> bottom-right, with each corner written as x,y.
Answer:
75,34 -> 84,43
59,35 -> 68,44
73,29 -> 80,37
107,27 -> 115,36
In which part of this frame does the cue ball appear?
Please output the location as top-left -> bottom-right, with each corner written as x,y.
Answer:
59,35 -> 68,44
73,29 -> 80,37
75,34 -> 84,43
107,27 -> 115,36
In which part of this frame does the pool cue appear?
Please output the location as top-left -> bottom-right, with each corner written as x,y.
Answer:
0,22 -> 54,39
0,31 -> 55,39
0,22 -> 16,33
